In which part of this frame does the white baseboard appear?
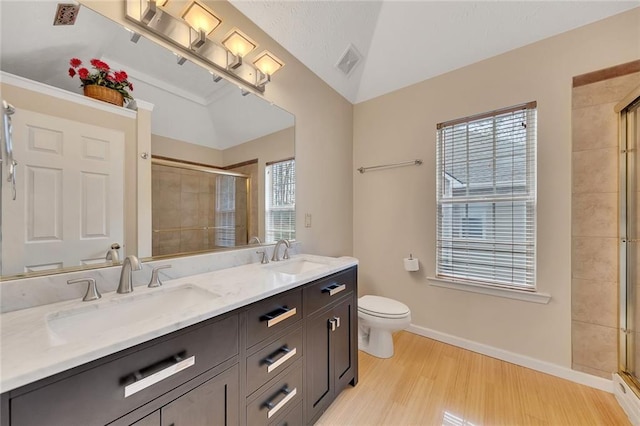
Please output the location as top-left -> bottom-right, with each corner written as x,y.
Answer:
614,374 -> 640,425
406,324 -> 613,393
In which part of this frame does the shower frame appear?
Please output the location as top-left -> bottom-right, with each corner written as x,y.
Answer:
619,94 -> 640,394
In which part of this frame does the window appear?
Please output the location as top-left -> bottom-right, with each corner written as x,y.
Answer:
265,159 -> 295,243
436,102 -> 537,290
215,175 -> 236,247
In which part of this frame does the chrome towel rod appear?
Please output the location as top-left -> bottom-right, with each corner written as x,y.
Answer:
357,159 -> 423,174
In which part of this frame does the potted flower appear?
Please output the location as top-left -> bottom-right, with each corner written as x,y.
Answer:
68,58 -> 134,106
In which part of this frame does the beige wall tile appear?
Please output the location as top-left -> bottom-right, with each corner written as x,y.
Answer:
572,72 -> 640,109
572,320 -> 617,373
181,174 -> 200,193
159,208 -> 180,229
180,229 -> 205,253
572,192 -> 618,237
158,171 -> 180,193
180,192 -> 199,228
572,236 -> 618,281
571,278 -> 617,328
572,102 -> 619,152
572,148 -> 618,194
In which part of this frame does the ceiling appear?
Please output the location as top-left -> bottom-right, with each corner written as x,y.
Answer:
230,0 -> 640,104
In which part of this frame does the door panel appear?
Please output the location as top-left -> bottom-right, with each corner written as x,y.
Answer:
1,108 -> 124,275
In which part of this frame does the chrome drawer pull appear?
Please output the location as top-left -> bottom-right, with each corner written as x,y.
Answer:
261,306 -> 297,328
265,387 -> 297,418
265,346 -> 297,373
123,354 -> 195,398
322,283 -> 346,296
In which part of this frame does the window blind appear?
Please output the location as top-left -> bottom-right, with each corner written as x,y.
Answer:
436,102 -> 537,290
265,159 -> 296,243
215,175 -> 236,247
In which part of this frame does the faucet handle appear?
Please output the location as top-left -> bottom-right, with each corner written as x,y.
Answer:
257,250 -> 269,264
148,265 -> 172,288
68,278 -> 101,302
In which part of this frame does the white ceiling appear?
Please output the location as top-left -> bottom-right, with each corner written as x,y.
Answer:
230,0 -> 640,104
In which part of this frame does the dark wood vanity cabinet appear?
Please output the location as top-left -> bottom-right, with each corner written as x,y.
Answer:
304,269 -> 358,424
1,266 -> 358,426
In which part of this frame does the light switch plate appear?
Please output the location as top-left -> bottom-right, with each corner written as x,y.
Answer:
305,213 -> 312,228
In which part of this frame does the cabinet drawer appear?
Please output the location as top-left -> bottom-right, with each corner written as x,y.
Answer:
10,314 -> 238,426
303,268 -> 356,316
247,326 -> 303,395
270,400 -> 302,426
247,289 -> 302,348
247,360 -> 303,426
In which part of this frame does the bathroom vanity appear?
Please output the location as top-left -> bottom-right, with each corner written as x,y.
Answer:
0,256 -> 358,426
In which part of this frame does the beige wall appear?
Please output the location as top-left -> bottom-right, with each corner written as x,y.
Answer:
571,70 -> 640,378
353,8 -> 640,366
224,126 -> 294,240
152,134 -> 224,165
82,0 -> 354,257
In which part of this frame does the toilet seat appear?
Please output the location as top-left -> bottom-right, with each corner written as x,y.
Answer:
358,295 -> 410,319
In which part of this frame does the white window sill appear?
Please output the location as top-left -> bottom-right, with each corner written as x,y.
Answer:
427,277 -> 551,304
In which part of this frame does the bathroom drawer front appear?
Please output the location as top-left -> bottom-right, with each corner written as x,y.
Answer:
246,326 -> 303,395
304,267 -> 356,316
247,289 -> 302,348
9,314 -> 238,426
247,360 -> 303,426
270,400 -> 303,426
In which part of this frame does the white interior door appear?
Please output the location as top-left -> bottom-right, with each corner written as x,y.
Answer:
1,108 -> 124,275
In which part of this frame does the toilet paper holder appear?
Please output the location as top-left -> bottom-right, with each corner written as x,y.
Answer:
404,254 -> 419,272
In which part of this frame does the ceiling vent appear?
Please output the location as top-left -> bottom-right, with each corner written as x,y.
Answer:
53,3 -> 80,26
335,44 -> 362,77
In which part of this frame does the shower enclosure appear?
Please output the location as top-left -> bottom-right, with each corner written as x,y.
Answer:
620,97 -> 640,392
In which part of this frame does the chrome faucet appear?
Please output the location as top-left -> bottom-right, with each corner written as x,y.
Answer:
117,255 -> 142,294
248,236 -> 262,245
105,243 -> 121,264
271,239 -> 290,262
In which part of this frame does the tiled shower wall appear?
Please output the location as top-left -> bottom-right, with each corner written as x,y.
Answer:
571,66 -> 640,378
151,164 -> 251,256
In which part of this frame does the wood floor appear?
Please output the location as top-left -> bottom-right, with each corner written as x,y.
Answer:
317,331 -> 630,426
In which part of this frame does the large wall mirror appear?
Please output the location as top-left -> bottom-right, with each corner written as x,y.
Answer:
0,1 -> 295,279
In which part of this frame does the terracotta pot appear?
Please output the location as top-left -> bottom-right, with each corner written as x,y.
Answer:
83,85 -> 124,107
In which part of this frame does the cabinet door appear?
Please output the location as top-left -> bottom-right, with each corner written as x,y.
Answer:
332,297 -> 355,395
161,365 -> 239,426
305,309 -> 333,422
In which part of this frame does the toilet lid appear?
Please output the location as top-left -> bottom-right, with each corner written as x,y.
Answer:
358,295 -> 410,318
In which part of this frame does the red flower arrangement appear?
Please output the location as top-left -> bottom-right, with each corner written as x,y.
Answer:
68,58 -> 134,101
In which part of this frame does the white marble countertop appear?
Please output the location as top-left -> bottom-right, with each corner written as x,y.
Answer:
0,254 -> 358,393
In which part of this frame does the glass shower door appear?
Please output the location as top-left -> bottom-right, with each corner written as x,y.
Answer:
622,100 -> 640,388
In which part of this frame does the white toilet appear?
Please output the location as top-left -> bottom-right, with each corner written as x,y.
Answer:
358,295 -> 411,359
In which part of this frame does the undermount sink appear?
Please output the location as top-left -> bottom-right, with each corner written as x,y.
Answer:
265,259 -> 328,276
46,285 -> 221,343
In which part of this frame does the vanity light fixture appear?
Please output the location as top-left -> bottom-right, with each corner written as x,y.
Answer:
181,1 -> 221,35
211,72 -> 223,83
125,0 -> 281,94
222,28 -> 257,70
127,28 -> 142,43
253,51 -> 284,87
141,0 -> 158,24
189,29 -> 206,50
